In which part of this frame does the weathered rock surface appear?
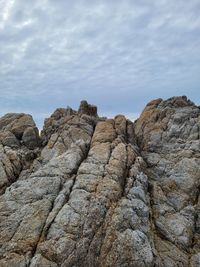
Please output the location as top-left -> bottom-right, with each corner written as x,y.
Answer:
0,113 -> 40,194
0,97 -> 199,266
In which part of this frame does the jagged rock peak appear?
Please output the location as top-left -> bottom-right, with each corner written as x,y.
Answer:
146,95 -> 195,108
78,100 -> 98,116
40,101 -> 98,146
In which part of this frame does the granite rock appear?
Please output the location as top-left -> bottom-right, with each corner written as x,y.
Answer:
0,97 -> 199,266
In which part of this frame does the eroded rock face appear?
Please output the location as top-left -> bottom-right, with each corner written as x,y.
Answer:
134,96 -> 200,266
0,97 -> 199,267
0,113 -> 40,194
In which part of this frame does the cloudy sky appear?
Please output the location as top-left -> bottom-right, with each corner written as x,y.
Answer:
0,0 -> 200,128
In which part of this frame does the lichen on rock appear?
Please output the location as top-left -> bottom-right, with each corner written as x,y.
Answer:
0,96 -> 200,267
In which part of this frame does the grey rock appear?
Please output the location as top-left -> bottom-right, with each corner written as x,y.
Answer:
22,126 -> 40,149
0,97 -> 199,267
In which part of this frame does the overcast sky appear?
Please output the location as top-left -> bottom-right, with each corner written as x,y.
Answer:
0,0 -> 200,128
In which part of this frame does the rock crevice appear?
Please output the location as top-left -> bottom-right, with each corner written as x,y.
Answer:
0,97 -> 200,267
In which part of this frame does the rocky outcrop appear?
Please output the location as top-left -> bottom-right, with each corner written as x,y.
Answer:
134,96 -> 200,267
0,113 -> 40,195
78,100 -> 98,117
0,97 -> 199,267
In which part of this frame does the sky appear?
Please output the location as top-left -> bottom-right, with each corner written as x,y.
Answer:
0,0 -> 200,128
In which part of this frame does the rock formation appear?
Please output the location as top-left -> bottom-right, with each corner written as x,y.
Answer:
0,97 -> 199,267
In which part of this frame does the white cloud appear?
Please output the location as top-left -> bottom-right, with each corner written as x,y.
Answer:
0,0 -> 200,128
0,0 -> 15,29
